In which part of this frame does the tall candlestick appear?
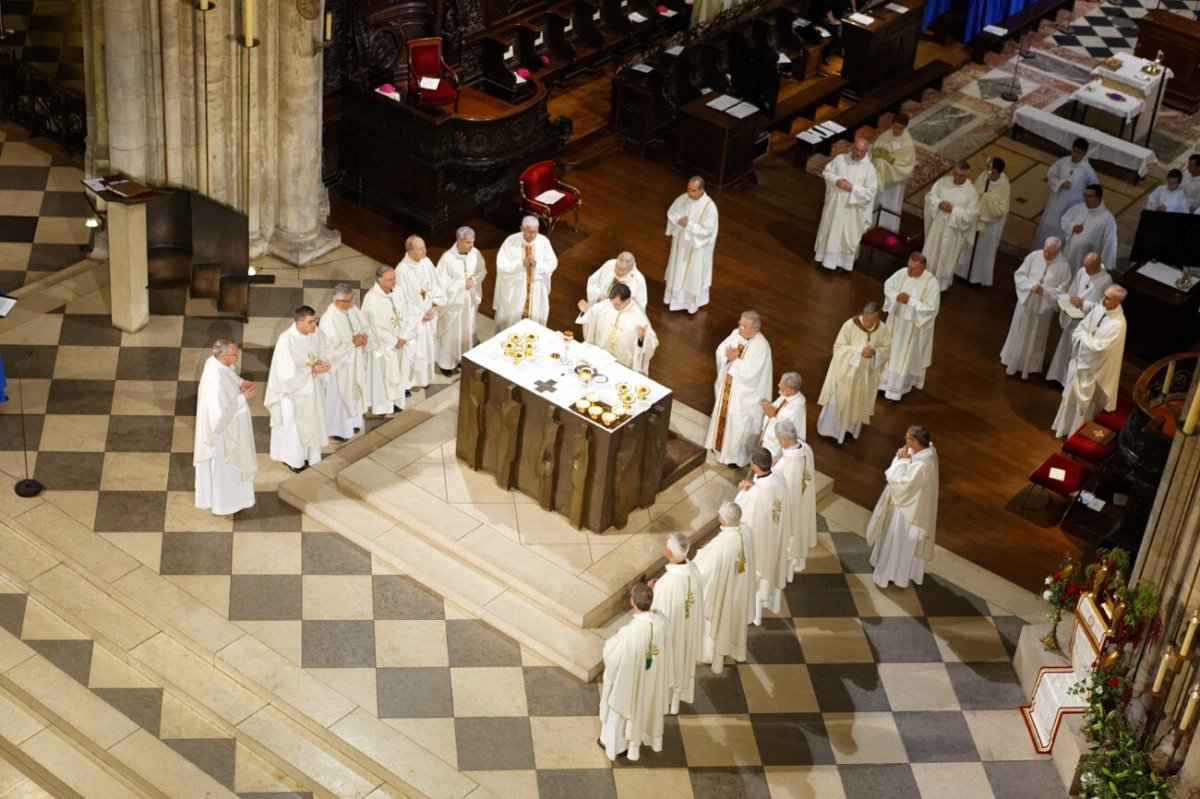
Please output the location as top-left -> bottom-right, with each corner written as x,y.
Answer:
325,11 -> 332,40
1154,648 -> 1174,693
1183,611 -> 1200,655
1182,683 -> 1200,731
1186,387 -> 1200,436
243,0 -> 255,45
1164,361 -> 1176,397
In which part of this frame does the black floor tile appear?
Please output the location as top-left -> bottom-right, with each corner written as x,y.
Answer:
160,532 -> 234,574
0,216 -> 39,242
689,767 -> 771,799
893,711 -> 979,762
454,716 -> 536,771
376,667 -> 453,718
0,166 -> 50,191
93,490 -> 168,532
537,770 -> 616,799
611,714 -> 689,768
301,531 -> 372,575
229,575 -> 302,621
828,531 -> 874,574
0,413 -> 42,451
181,316 -> 245,349
945,662 -> 1027,710
750,713 -> 835,765
839,764 -> 921,799
39,191 -> 92,217
33,450 -> 103,490
27,243 -> 87,271
167,452 -> 195,492
680,667 -> 748,715
807,663 -> 890,713
860,617 -> 941,662
914,575 -> 990,617
247,286 -> 304,319
984,760 -> 1070,799
0,344 -> 58,379
45,378 -> 115,415
372,574 -> 446,620
232,491 -> 301,532
784,573 -> 858,617
745,617 -> 804,664
301,620 -> 376,668
105,414 -> 174,452
116,347 -> 182,380
59,314 -> 123,346
523,666 -> 600,717
174,380 -> 199,417
446,619 -> 522,667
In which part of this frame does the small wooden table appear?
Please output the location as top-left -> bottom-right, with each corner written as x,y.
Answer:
674,93 -> 764,188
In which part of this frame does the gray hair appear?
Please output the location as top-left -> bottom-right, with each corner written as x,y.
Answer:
781,372 -> 802,392
212,339 -> 236,358
521,215 -> 539,229
375,264 -> 394,281
955,160 -> 971,172
862,302 -> 880,315
908,425 -> 932,448
718,500 -> 742,527
1107,286 -> 1128,302
630,581 -> 653,611
776,420 -> 799,442
1043,236 -> 1061,251
666,532 -> 690,561
404,234 -> 424,253
740,310 -> 762,331
333,283 -> 355,300
456,226 -> 475,240
616,251 -> 636,266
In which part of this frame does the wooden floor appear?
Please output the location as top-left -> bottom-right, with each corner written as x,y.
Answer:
329,126 -> 1151,594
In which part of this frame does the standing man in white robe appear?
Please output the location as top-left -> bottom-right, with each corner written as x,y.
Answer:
576,284 -> 658,374
817,302 -> 891,444
1145,170 -> 1190,213
774,421 -> 816,577
815,137 -> 878,272
649,533 -> 705,715
435,226 -> 487,375
194,340 -> 257,515
956,157 -> 1010,287
1053,286 -> 1128,438
318,284 -> 368,441
759,371 -> 806,460
736,447 -> 790,625
664,176 -> 719,314
705,311 -> 774,467
265,306 -> 329,473
1034,138 -> 1098,247
867,426 -> 938,588
586,251 -> 648,309
923,161 -> 980,291
494,216 -> 557,330
396,235 -> 446,390
999,237 -> 1072,379
598,582 -> 668,762
361,265 -> 419,414
1047,252 -> 1112,386
1061,184 -> 1118,271
694,501 -> 757,674
872,112 -> 916,233
879,253 -> 940,401
1182,155 -> 1200,212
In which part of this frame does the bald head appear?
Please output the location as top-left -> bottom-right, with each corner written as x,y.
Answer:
1083,252 -> 1103,274
851,138 -> 869,160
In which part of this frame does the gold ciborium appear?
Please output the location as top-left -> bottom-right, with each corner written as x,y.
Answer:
636,384 -> 652,400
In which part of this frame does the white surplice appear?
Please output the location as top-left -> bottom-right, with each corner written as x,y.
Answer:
872,129 -> 916,233
1033,155 -> 1098,247
1047,266 -> 1113,385
815,152 -> 878,270
434,244 -> 487,371
1145,185 -> 1191,213
264,324 -> 327,470
577,299 -> 658,375
1183,171 -> 1200,212
1060,202 -> 1118,271
194,356 -> 256,515
923,176 -> 980,290
586,259 -> 649,309
759,392 -> 806,460
735,470 -> 790,623
999,248 -> 1072,379
360,283 -> 419,413
396,255 -> 447,389
956,172 -> 1010,287
493,232 -> 557,329
693,524 -> 757,673
866,446 -> 939,588
650,560 -> 705,714
817,315 -> 891,443
777,442 -> 817,576
598,610 -> 669,761
317,301 -> 368,440
704,330 -> 773,467
1053,304 -> 1126,437
664,192 -> 719,313
879,269 -> 940,401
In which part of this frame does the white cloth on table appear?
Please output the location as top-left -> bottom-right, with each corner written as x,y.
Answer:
1013,106 -> 1157,178
1070,81 -> 1145,122
664,192 -> 718,313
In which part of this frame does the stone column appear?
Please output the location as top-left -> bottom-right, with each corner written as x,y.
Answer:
267,5 -> 339,265
107,202 -> 149,333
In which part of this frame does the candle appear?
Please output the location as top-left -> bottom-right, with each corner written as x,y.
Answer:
1182,684 -> 1200,731
1164,361 -> 1176,397
1184,612 -> 1200,655
1154,648 -> 1174,693
1186,387 -> 1200,436
243,0 -> 255,45
325,11 -> 332,41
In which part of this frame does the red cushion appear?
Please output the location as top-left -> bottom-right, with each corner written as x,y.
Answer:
1030,453 -> 1085,495
523,191 -> 579,219
520,161 -> 557,196
1094,397 -> 1134,432
409,40 -> 442,76
1063,427 -> 1118,463
861,226 -> 909,258
410,78 -> 458,104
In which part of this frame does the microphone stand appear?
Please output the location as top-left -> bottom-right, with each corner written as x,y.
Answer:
13,350 -> 43,497
1002,30 -> 1032,102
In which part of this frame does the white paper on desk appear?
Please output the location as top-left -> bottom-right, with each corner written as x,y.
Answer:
632,63 -> 654,73
1048,467 -> 1067,481
83,178 -> 107,192
1057,295 -> 1086,319
593,10 -> 601,21
418,77 -> 441,90
817,27 -> 831,37
823,120 -> 846,133
797,130 -> 824,144
535,32 -> 545,46
535,189 -> 566,204
983,24 -> 1007,35
629,11 -> 648,22
778,52 -> 791,64
660,7 -> 678,15
665,45 -> 683,55
848,12 -> 875,24
700,86 -> 713,95
726,101 -> 759,118
565,21 -> 574,32
504,45 -> 515,61
514,71 -> 528,84
811,123 -> 835,136
706,94 -> 739,111
1086,496 -> 1107,512
885,2 -> 907,12
793,17 -> 811,26
0,296 -> 15,318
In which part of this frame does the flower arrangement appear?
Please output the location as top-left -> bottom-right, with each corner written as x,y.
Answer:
1039,555 -> 1083,651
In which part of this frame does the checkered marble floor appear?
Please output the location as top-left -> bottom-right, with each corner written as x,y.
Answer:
1051,0 -> 1194,59
0,0 -> 86,95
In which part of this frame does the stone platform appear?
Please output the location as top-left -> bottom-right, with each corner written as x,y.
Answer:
280,386 -> 833,680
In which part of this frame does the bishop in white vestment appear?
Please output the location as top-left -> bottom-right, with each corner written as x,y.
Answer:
736,447 -> 790,625
1053,287 -> 1127,438
577,284 -> 658,374
434,226 -> 487,373
494,216 -> 557,330
361,265 -> 420,414
264,306 -> 329,472
956,158 -> 1010,287
664,176 -> 719,313
872,113 -> 916,233
1047,253 -> 1112,385
694,501 -> 757,674
1061,185 -> 1117,271
194,341 -> 257,515
1145,170 -> 1190,214
586,251 -> 648,309
923,162 -> 980,290
815,138 -> 878,271
318,285 -> 369,440
598,583 -> 668,761
775,421 -> 816,577
704,312 -> 774,467
879,255 -> 940,401
759,371 -> 806,460
999,238 -> 1072,379
867,426 -> 939,588
1034,138 -> 1098,247
649,533 -> 705,714
817,303 -> 890,443
396,235 -> 447,389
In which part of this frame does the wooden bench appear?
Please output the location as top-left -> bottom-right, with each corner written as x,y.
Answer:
969,0 -> 1075,63
793,59 -> 952,164
769,74 -> 847,132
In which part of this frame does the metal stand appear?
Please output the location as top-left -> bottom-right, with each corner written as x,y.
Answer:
12,354 -> 43,497
1002,32 -> 1031,102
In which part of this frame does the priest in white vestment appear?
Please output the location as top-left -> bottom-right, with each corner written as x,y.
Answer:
872,112 -> 916,233
664,176 -> 719,313
736,447 -> 790,625
1033,138 -> 1098,247
694,501 -> 757,674
361,265 -> 420,414
649,533 -> 705,714
1053,287 -> 1127,438
817,303 -> 890,443
704,311 -> 774,467
1061,184 -> 1117,271
759,371 -> 806,459
1047,253 -> 1113,386
1183,155 -> 1200,212
586,251 -> 648,309
879,254 -> 940,401
265,306 -> 329,473
815,138 -> 878,271
194,340 -> 257,515
494,216 -> 557,330
999,237 -> 1072,379
318,285 -> 368,441
1145,170 -> 1190,214
576,284 -> 658,374
435,226 -> 487,374
956,157 -> 1010,287
598,582 -> 668,761
774,421 -> 816,578
867,426 -> 939,588
396,235 -> 446,390
923,161 -> 980,291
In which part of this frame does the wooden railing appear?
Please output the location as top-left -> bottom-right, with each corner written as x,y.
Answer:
0,51 -> 86,154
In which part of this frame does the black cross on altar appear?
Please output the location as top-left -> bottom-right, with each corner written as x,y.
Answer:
534,379 -> 558,393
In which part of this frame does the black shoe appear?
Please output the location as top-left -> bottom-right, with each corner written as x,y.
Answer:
439,367 -> 456,377
331,436 -> 349,443
404,390 -> 412,398
286,463 -> 307,474
727,463 -> 742,470
393,404 -> 405,413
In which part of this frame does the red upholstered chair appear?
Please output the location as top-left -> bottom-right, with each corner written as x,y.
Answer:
1094,397 -> 1134,433
407,37 -> 460,112
1063,421 -> 1119,466
1022,453 -> 1086,524
861,226 -> 920,259
518,160 -> 581,232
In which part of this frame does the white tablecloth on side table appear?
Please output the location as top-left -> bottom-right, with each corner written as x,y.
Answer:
1089,52 -> 1171,143
1013,106 -> 1157,178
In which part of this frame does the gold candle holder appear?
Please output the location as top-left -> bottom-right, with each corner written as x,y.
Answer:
588,405 -> 603,419
636,384 -> 651,400
576,399 -> 591,412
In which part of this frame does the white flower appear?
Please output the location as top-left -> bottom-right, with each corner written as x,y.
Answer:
1043,590 -> 1053,601
1045,576 -> 1053,585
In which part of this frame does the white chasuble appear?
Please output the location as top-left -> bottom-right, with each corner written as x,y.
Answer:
396,255 -> 447,388
1060,203 -> 1117,271
704,330 -> 773,467
817,315 -> 890,443
361,283 -> 419,413
650,561 -> 705,713
1033,155 -> 1097,247
1053,304 -> 1126,438
879,269 -> 940,401
693,524 -> 757,673
999,249 -> 1072,379
923,176 -> 980,290
664,192 -> 718,313
815,152 -> 878,271
598,611 -> 669,761
956,172 -> 1010,286
318,302 -> 368,438
1047,266 -> 1112,385
194,357 -> 256,515
586,259 -> 649,309
265,325 -> 328,469
578,300 -> 658,375
434,245 -> 487,370
734,470 -> 790,618
494,232 -> 557,330
866,446 -> 939,588
778,443 -> 817,576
